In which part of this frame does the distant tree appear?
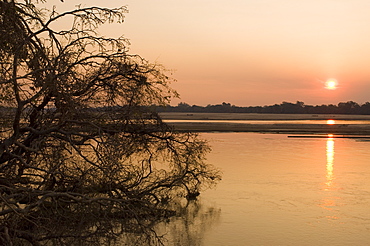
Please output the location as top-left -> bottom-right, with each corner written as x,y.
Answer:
177,102 -> 191,110
295,101 -> 304,108
338,101 -> 360,114
360,102 -> 370,114
0,1 -> 220,245
278,101 -> 304,114
266,104 -> 282,113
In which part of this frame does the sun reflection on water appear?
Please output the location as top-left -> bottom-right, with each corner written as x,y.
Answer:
326,119 -> 336,125
319,134 -> 340,213
325,135 -> 335,189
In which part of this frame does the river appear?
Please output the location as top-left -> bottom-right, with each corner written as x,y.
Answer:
154,132 -> 370,245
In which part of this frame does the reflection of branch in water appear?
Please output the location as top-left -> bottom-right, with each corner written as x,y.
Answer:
152,199 -> 221,246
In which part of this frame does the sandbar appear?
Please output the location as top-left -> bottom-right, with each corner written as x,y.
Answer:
160,112 -> 370,135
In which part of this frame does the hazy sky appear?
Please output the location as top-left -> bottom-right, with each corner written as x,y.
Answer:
47,1 -> 370,106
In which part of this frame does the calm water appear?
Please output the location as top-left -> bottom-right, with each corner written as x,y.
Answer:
165,119 -> 370,125
156,133 -> 370,246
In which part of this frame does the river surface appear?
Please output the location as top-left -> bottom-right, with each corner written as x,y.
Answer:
165,119 -> 370,125
155,132 -> 370,246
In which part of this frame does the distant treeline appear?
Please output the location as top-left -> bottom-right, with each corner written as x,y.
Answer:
2,101 -> 370,115
156,101 -> 370,114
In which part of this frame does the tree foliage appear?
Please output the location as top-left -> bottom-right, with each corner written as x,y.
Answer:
0,1 -> 220,245
159,101 -> 370,114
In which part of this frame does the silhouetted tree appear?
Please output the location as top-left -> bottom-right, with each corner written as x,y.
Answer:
0,1 -> 220,245
177,102 -> 191,110
338,101 -> 360,114
157,101 -> 370,115
360,102 -> 370,114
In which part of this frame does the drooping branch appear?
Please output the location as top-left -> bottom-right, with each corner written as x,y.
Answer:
0,1 -> 220,245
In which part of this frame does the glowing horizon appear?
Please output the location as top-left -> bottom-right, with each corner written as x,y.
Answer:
46,1 -> 370,106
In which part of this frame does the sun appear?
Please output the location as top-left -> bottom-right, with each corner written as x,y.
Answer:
325,79 -> 338,90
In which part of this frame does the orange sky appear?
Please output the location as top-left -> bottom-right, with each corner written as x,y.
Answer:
47,1 -> 370,106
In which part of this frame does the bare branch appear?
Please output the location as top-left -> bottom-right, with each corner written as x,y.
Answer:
0,1 -> 220,245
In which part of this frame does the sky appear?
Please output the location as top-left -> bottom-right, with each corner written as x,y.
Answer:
44,0 -> 370,106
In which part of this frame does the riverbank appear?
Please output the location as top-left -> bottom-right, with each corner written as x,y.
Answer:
160,113 -> 370,135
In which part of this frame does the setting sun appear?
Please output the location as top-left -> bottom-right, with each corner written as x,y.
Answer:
325,79 -> 338,90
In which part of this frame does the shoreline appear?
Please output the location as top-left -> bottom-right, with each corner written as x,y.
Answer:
160,113 -> 370,135
159,112 -> 370,120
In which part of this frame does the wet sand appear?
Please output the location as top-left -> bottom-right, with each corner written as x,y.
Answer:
160,113 -> 370,135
